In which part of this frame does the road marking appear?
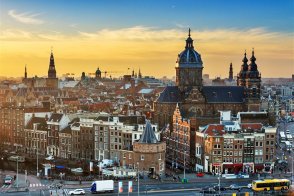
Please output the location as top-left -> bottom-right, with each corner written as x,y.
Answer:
148,188 -> 201,193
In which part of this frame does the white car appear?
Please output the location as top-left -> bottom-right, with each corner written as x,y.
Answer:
247,183 -> 252,189
45,155 -> 54,160
69,189 -> 85,195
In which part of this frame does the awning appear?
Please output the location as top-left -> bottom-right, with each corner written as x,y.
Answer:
223,164 -> 234,168
233,164 -> 243,168
255,164 -> 264,170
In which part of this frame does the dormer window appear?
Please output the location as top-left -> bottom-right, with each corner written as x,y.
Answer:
228,92 -> 232,97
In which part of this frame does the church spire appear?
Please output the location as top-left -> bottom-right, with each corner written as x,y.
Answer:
48,49 -> 57,78
241,50 -> 248,72
250,48 -> 256,63
188,28 -> 191,37
229,62 -> 233,81
138,68 -> 142,78
185,28 -> 194,49
24,64 -> 27,79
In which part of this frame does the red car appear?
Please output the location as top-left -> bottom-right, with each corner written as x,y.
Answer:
196,172 -> 205,177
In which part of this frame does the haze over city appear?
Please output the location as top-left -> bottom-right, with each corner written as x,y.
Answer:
0,0 -> 293,79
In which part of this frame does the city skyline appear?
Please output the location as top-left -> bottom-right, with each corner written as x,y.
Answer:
0,0 -> 293,79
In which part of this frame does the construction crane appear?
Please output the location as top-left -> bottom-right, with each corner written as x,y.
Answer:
104,71 -> 122,78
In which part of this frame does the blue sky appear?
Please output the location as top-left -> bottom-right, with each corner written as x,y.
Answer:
1,0 -> 293,32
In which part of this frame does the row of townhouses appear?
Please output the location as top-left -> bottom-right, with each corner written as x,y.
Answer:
163,106 -> 276,175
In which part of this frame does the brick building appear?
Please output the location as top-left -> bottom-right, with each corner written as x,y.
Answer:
121,120 -> 166,177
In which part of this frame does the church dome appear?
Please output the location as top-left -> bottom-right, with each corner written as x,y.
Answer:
176,29 -> 203,68
96,67 -> 101,74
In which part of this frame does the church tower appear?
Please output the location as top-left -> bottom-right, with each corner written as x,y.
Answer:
229,62 -> 233,81
176,29 -> 203,91
237,49 -> 261,111
48,50 -> 57,78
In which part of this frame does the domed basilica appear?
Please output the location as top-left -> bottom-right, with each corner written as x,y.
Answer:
153,29 -> 262,129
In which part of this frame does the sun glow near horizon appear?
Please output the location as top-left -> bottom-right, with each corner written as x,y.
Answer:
1,26 -> 293,79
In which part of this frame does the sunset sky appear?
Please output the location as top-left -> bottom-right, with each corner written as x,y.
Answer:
0,0 -> 293,79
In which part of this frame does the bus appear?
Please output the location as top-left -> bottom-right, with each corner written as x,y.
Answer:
286,134 -> 293,142
285,141 -> 292,151
279,132 -> 286,143
252,179 -> 290,192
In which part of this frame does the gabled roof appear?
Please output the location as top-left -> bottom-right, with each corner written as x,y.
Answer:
25,116 -> 47,130
139,120 -> 158,144
156,86 -> 181,103
202,86 -> 245,103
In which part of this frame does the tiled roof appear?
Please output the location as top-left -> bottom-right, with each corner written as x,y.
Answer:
202,86 -> 245,103
156,86 -> 181,103
241,123 -> 263,130
202,124 -> 225,136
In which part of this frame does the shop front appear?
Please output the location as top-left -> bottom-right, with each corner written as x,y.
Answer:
264,162 -> 273,173
254,164 -> 264,173
223,163 -> 234,174
243,162 -> 254,174
233,163 -> 243,174
212,163 -> 222,175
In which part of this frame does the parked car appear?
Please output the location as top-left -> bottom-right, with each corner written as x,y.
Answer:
229,184 -> 242,191
213,185 -> 226,191
45,155 -> 54,161
4,176 -> 13,185
68,189 -> 85,195
196,172 -> 205,177
201,186 -> 216,194
71,168 -> 83,173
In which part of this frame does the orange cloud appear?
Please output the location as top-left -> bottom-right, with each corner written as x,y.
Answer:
0,26 -> 293,79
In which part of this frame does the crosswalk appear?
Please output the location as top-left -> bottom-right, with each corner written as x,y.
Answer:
1,184 -> 11,189
29,183 -> 47,188
48,189 -> 70,196
0,184 -> 12,193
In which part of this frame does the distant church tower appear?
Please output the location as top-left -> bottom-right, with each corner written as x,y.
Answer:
237,49 -> 261,111
176,29 -> 203,91
95,67 -> 101,79
48,50 -> 57,78
24,65 -> 27,79
138,68 -> 142,78
229,62 -> 233,81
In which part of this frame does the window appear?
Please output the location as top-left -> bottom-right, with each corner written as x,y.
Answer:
266,141 -> 269,145
141,155 -> 144,160
129,154 -> 132,159
255,142 -> 258,146
159,153 -> 162,160
239,145 -> 242,149
235,145 -> 237,149
259,142 -> 263,146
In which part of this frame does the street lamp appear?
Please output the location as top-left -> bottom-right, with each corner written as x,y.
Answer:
218,168 -> 221,195
137,162 -> 140,196
16,156 -> 19,189
33,123 -> 40,177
